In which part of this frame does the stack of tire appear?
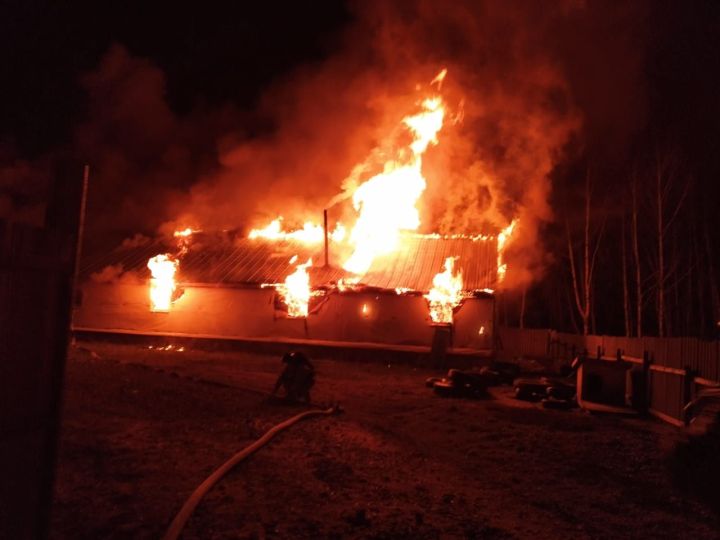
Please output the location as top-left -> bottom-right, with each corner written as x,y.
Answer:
426,362 -> 521,399
512,376 -> 577,409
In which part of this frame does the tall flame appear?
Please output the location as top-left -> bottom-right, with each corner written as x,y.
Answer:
496,219 -> 517,284
243,71 -> 519,303
343,95 -> 446,274
425,257 -> 463,324
277,258 -> 313,318
147,254 -> 178,312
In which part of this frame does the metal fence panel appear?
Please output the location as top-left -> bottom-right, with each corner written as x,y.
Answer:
648,369 -> 686,424
507,328 -> 719,382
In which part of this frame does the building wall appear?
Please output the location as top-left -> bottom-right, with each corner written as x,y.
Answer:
74,282 -> 494,350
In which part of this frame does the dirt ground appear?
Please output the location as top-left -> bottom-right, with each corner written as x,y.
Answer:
51,340 -> 719,539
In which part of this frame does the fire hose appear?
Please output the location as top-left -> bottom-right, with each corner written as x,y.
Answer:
162,405 -> 341,540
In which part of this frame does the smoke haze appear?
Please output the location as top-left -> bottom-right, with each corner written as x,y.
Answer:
1,0 -> 649,290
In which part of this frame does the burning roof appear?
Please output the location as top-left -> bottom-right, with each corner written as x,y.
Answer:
82,231 -> 498,294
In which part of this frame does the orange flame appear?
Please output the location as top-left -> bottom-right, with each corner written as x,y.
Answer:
147,254 -> 178,312
496,219 -> 517,284
173,227 -> 198,257
249,218 -> 345,244
277,257 -> 313,318
343,92 -> 446,274
173,227 -> 198,238
241,70 -> 520,293
425,257 -> 463,324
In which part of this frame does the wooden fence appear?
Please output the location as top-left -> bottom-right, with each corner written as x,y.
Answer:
497,326 -> 720,426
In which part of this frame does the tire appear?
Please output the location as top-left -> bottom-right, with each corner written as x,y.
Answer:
425,377 -> 442,388
514,385 -> 536,401
547,385 -> 576,401
433,380 -> 458,397
542,398 -> 575,410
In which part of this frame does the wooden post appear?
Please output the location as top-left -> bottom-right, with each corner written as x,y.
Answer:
636,350 -> 650,414
430,325 -> 452,369
0,164 -> 83,539
71,165 -> 89,319
682,365 -> 694,413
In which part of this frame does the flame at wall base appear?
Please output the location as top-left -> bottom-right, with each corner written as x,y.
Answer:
147,254 -> 178,312
425,257 -> 463,324
277,258 -> 313,318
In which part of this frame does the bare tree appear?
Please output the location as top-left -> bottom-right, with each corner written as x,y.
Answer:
621,214 -> 631,336
567,171 -> 605,336
653,151 -> 689,337
703,202 -> 720,331
631,173 -> 643,337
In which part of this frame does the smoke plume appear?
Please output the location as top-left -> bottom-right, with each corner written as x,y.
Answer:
4,1 -> 647,290
175,0 -> 646,289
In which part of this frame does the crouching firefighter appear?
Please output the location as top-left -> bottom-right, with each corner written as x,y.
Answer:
272,351 -> 315,403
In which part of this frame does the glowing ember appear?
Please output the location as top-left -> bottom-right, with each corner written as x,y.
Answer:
431,68 -> 448,87
337,277 -> 360,292
277,258 -> 313,318
249,217 -> 345,244
147,254 -> 178,312
425,257 -> 463,324
174,227 -> 198,238
496,219 -> 518,284
174,226 -> 199,258
343,92 -> 446,275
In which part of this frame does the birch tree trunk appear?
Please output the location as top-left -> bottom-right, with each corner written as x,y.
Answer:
621,216 -> 631,336
656,163 -> 665,337
567,171 -> 602,336
632,176 -> 643,337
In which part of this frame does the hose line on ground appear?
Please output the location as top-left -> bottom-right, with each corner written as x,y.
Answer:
162,405 -> 340,540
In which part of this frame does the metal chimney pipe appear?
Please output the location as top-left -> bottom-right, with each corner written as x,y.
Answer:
323,209 -> 329,267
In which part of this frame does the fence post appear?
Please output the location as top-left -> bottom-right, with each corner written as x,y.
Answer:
546,330 -> 551,358
682,365 -> 694,415
640,350 -> 650,414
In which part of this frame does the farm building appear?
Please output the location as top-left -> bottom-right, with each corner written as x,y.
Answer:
73,231 -> 498,354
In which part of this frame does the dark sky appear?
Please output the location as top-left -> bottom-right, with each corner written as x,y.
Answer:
0,1 -> 351,156
2,1 -> 719,168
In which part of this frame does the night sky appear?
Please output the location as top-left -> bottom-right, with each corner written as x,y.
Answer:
0,1 -> 350,155
2,0 -> 719,336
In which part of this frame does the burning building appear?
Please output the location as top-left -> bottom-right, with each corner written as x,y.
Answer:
74,69 -> 518,356
74,230 -> 499,354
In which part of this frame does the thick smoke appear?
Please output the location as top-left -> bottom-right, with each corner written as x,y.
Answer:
5,1 -> 647,289
0,146 -> 51,225
72,44 -> 240,253
175,0 -> 646,289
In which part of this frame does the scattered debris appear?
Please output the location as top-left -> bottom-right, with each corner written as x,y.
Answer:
427,362 -> 520,399
513,357 -> 581,409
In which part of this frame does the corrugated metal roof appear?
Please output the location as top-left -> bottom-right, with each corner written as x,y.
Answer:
82,233 -> 498,292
